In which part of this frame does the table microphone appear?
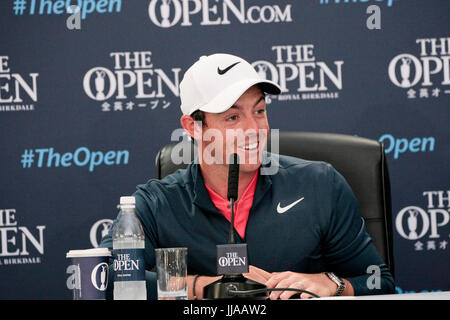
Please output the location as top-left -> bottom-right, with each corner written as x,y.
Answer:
203,153 -> 268,300
227,152 -> 239,244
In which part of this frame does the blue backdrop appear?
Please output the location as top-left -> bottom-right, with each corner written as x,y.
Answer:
0,0 -> 449,299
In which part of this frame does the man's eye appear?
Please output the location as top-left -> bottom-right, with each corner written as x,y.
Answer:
256,109 -> 266,114
226,115 -> 238,121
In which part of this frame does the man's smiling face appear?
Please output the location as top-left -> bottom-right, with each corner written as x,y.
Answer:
200,85 -> 269,173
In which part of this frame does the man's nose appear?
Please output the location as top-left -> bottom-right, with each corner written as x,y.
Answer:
241,114 -> 259,131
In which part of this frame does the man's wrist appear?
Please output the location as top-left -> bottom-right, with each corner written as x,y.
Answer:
188,275 -> 198,300
192,275 -> 200,300
323,272 -> 346,296
341,278 -> 354,296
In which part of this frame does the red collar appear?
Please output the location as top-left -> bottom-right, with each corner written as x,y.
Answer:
205,171 -> 259,239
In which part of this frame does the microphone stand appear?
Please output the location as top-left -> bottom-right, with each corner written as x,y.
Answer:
203,154 -> 267,300
203,200 -> 267,299
228,197 -> 236,244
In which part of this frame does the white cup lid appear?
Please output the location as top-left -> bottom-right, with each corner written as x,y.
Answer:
66,247 -> 111,258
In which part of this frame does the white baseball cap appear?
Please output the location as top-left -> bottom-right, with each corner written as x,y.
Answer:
180,53 -> 281,115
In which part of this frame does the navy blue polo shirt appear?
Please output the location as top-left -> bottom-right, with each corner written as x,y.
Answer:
100,154 -> 395,297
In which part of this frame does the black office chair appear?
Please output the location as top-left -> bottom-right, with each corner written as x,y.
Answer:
155,131 -> 395,275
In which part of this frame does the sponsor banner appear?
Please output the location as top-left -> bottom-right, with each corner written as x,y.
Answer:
11,0 -> 123,19
0,56 -> 38,112
395,190 -> 450,253
147,0 -> 293,28
1,0 -> 449,299
388,37 -> 450,100
19,147 -> 130,172
0,209 -> 46,266
83,51 -> 181,112
252,44 -> 343,103
378,134 -> 435,160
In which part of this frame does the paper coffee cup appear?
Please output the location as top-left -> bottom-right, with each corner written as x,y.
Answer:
66,248 -> 111,300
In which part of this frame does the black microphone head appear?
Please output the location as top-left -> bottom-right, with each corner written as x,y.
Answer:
227,153 -> 239,200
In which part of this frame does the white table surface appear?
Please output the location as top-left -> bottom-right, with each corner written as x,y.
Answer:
313,290 -> 450,300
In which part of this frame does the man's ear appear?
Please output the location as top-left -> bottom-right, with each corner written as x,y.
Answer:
180,115 -> 195,138
180,115 -> 204,141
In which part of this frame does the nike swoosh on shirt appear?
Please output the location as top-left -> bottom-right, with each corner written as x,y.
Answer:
276,197 -> 304,214
217,62 -> 240,75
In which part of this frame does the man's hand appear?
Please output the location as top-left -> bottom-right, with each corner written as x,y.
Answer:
243,265 -> 273,284
265,271 -> 337,299
189,266 -> 353,300
246,266 -> 354,299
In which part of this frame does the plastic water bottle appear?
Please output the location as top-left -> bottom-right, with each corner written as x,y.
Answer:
112,196 -> 146,300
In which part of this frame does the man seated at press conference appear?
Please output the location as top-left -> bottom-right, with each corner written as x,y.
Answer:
100,53 -> 395,299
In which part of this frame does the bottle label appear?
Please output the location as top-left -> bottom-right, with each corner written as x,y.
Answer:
113,248 -> 145,282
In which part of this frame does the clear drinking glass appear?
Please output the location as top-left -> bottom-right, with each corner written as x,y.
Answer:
155,247 -> 188,300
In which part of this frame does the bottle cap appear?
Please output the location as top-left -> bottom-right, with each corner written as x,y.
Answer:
120,196 -> 135,205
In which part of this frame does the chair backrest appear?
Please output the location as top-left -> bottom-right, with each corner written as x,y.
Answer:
155,131 -> 394,274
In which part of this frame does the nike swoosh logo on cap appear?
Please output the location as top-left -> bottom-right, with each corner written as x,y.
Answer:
217,62 -> 240,75
276,197 -> 304,214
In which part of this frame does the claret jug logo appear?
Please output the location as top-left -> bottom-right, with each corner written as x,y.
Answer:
388,37 -> 450,99
83,51 -> 181,112
90,219 -> 113,247
148,0 -> 292,28
91,262 -> 109,291
395,190 -> 449,253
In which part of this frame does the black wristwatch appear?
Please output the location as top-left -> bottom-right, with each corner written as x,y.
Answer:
323,272 -> 346,296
